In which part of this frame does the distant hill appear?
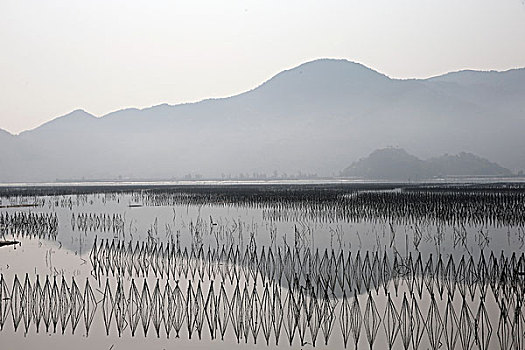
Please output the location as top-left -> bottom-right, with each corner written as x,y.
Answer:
341,148 -> 512,180
427,152 -> 512,177
1,58 -> 525,182
341,148 -> 430,180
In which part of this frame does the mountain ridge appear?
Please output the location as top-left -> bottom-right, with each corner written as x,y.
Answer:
19,109 -> 97,136
1,58 -> 525,182
0,128 -> 14,137
17,59 -> 525,134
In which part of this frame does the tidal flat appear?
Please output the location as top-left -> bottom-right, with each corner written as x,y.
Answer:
1,183 -> 524,349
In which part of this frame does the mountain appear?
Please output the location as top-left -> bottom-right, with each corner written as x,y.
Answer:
341,148 -> 430,180
1,58 -> 525,182
20,109 -> 97,136
0,128 -> 13,137
341,148 -> 512,180
426,152 -> 512,177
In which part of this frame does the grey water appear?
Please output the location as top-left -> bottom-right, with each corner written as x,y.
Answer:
1,184 -> 524,349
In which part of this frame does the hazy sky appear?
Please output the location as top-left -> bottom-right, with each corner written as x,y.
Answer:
1,0 -> 524,134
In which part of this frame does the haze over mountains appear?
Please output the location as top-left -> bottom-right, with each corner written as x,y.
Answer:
1,59 -> 524,182
342,148 -> 512,180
